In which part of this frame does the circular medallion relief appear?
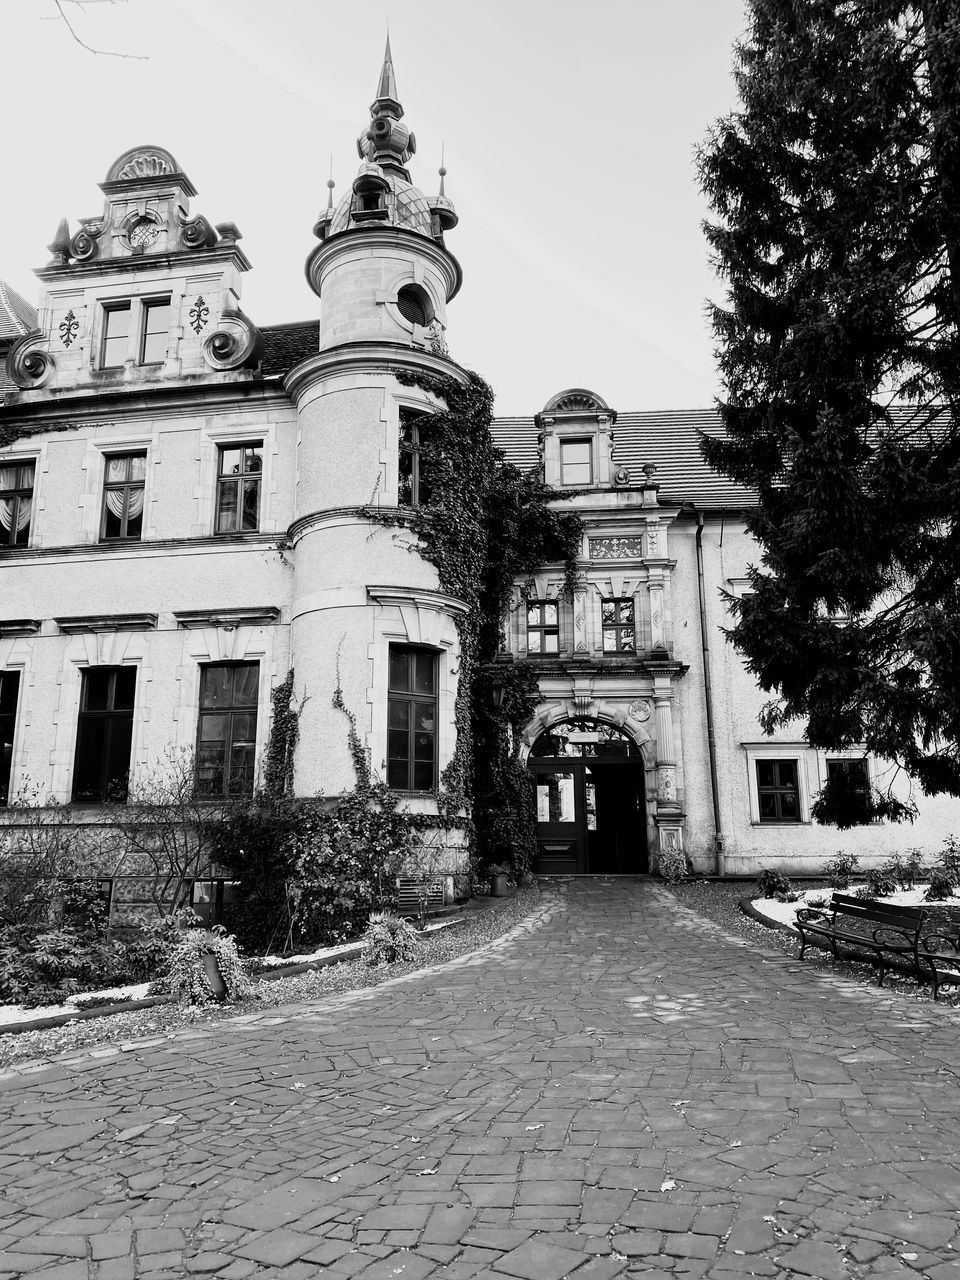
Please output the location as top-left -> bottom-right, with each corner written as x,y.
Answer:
128,217 -> 160,249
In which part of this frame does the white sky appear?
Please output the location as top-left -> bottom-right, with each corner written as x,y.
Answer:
3,0 -> 748,414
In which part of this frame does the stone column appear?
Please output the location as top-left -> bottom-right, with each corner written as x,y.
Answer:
655,694 -> 678,808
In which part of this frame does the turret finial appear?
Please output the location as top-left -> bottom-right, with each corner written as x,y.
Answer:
374,32 -> 402,116
439,143 -> 447,196
327,156 -> 335,209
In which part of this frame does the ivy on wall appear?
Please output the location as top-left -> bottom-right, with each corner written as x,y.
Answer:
390,367 -> 583,873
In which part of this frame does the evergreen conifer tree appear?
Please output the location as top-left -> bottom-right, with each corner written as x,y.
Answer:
698,0 -> 960,825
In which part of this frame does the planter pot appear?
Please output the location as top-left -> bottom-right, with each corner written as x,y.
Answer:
201,951 -> 227,1001
490,874 -> 510,898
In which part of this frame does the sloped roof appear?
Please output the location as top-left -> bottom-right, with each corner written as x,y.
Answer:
0,280 -> 37,340
260,321 -> 320,377
491,409 -> 758,508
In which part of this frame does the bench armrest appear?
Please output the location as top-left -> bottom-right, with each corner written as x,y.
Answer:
796,907 -> 831,926
920,931 -> 960,956
872,925 -> 916,948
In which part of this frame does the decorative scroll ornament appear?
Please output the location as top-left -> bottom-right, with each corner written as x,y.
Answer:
201,308 -> 263,371
7,330 -> 56,389
70,221 -> 103,262
180,214 -> 218,250
572,695 -> 593,719
58,310 -> 80,348
589,536 -> 645,560
189,296 -> 210,335
614,465 -> 631,485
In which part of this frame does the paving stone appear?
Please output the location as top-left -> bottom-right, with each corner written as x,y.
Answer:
232,1229 -> 319,1266
493,1239 -> 590,1280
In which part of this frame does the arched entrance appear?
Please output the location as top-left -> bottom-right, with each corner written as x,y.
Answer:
527,719 -> 648,875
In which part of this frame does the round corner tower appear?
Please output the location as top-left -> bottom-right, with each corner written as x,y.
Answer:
286,38 -> 470,826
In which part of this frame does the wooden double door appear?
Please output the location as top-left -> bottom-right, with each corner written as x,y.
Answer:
530,758 -> 647,875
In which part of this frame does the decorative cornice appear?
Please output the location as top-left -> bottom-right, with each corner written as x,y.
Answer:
0,619 -> 41,637
174,606 -> 281,629
0,379 -> 289,431
0,533 -> 276,563
55,612 -> 158,634
35,245 -> 251,282
305,225 -> 462,303
367,584 -> 470,617
284,341 -> 468,402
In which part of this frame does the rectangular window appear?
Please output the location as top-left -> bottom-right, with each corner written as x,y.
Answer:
526,601 -> 559,654
756,758 -> 801,823
101,453 -> 146,540
215,443 -> 263,533
826,757 -> 872,824
398,410 -> 431,507
560,439 -> 592,486
73,667 -> 137,803
0,462 -> 35,547
101,303 -> 131,368
0,671 -> 20,806
197,663 -> 259,797
387,647 -> 438,791
139,299 -> 171,365
601,597 -> 636,653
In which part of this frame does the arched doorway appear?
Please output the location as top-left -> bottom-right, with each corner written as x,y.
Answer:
527,719 -> 648,875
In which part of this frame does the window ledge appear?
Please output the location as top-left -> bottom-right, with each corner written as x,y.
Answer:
174,606 -> 281,630
56,612 -> 158,634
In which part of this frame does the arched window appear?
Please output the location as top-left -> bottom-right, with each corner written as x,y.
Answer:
396,284 -> 434,327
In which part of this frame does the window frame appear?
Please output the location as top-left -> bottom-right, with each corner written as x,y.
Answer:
139,298 -> 172,366
0,670 -> 21,806
398,410 -> 431,508
100,302 -> 132,369
0,460 -> 35,548
99,296 -> 171,370
560,438 -> 593,487
215,442 -> 264,535
386,646 -> 439,792
601,596 -> 637,654
526,600 -> 560,656
72,666 -> 137,805
755,758 -> 802,824
196,662 -> 260,799
100,452 -> 147,541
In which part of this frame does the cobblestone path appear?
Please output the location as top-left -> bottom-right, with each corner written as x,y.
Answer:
1,879 -> 959,1280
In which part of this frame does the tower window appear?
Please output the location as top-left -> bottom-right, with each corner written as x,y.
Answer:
396,285 -> 433,327
352,175 -> 389,221
387,647 -> 438,791
0,461 -> 34,547
399,410 -> 432,507
73,667 -> 137,803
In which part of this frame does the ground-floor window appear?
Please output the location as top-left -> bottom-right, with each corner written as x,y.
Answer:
73,667 -> 137,803
196,663 -> 259,797
0,670 -> 20,805
756,758 -> 801,822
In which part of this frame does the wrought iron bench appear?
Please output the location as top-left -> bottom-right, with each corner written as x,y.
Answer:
795,892 -> 960,999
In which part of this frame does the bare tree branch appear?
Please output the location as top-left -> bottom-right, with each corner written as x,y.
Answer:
52,0 -> 147,60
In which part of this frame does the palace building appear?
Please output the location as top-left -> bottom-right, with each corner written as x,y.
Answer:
1,43 -> 957,894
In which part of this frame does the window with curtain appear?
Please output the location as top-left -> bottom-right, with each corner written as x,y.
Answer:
216,443 -> 263,533
101,453 -> 146,540
73,667 -> 137,803
0,462 -> 34,548
196,663 -> 259,797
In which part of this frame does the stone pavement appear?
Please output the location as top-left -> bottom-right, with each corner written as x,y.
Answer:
1,880 -> 959,1280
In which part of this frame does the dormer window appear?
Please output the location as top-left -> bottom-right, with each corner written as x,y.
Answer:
352,173 -> 390,221
100,297 -> 172,369
560,439 -> 593,487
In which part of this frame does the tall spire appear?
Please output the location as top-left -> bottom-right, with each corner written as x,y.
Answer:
372,33 -> 403,118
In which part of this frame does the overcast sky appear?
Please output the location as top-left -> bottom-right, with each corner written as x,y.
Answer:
4,0 -> 748,414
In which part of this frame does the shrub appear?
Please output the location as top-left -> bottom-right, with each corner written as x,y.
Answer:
823,852 -> 860,890
924,870 -> 958,902
0,927 -> 127,1009
362,911 -> 422,965
865,865 -> 897,898
888,848 -> 925,891
208,794 -> 301,954
757,868 -> 792,899
939,835 -> 960,879
807,894 -> 830,909
291,790 -> 412,947
658,848 -> 689,885
118,910 -> 200,982
154,926 -> 251,1005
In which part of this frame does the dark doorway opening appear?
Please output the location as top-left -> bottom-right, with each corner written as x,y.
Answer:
528,720 -> 647,875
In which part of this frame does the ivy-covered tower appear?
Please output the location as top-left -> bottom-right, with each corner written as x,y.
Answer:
286,40 -> 469,850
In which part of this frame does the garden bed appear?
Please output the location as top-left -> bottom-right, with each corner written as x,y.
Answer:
0,885 -> 536,1070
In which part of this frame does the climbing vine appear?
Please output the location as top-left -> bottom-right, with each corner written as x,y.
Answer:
390,367 -> 583,873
